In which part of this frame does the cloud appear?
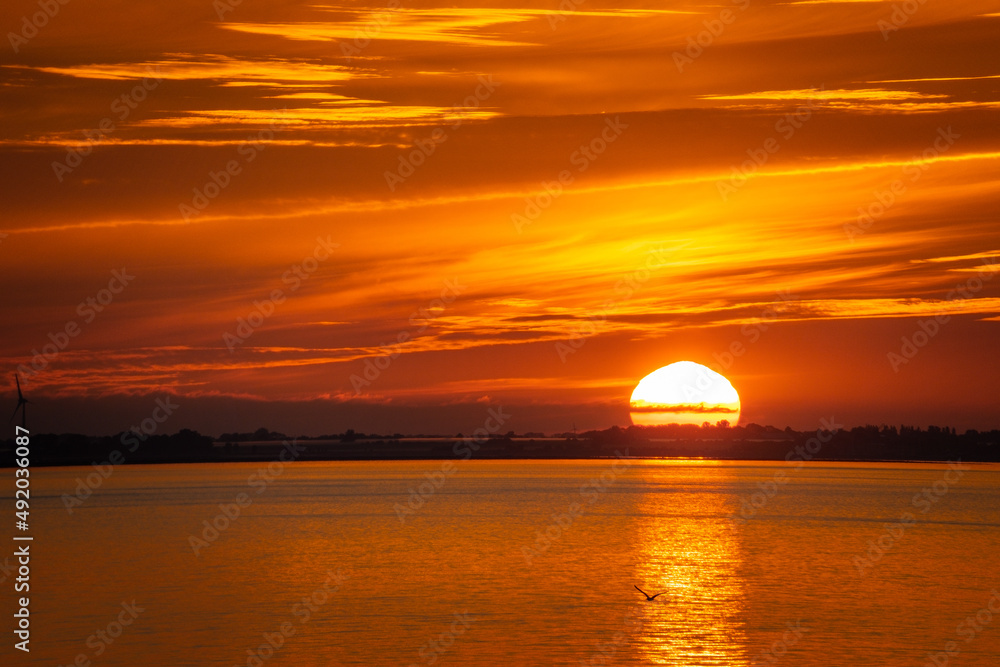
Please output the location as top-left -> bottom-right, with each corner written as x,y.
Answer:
12,54 -> 358,84
629,403 -> 740,414
871,74 -> 1000,83
700,87 -> 1000,113
223,7 -> 695,48
914,250 -> 1000,264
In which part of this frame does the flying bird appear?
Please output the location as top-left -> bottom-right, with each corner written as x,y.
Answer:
10,374 -> 30,428
634,585 -> 666,601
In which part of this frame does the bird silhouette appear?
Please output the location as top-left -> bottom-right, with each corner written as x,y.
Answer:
9,375 -> 30,428
634,585 -> 666,601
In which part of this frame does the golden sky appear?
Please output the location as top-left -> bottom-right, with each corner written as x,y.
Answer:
2,0 -> 999,435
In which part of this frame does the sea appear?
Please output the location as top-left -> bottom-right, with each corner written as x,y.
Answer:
6,459 -> 1000,666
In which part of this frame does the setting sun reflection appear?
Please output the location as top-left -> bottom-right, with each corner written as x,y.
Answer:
633,463 -> 749,665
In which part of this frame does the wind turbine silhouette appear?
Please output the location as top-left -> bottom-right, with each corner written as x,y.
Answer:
10,375 -> 30,428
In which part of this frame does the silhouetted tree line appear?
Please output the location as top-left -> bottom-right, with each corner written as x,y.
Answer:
1,429 -> 214,467
218,427 -> 289,442
219,427 -> 414,442
2,423 -> 997,467
577,423 -> 999,461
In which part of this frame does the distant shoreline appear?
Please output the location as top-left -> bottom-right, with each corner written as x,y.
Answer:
9,456 -> 1000,470
4,424 -> 999,467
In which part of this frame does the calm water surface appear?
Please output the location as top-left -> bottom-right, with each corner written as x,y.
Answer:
5,460 -> 1000,666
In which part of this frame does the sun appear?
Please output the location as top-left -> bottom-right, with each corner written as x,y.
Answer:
629,361 -> 741,427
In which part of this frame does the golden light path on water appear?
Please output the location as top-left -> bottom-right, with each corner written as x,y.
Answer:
632,462 -> 750,665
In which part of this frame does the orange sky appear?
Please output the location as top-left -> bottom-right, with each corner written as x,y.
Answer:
2,0 -> 999,435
